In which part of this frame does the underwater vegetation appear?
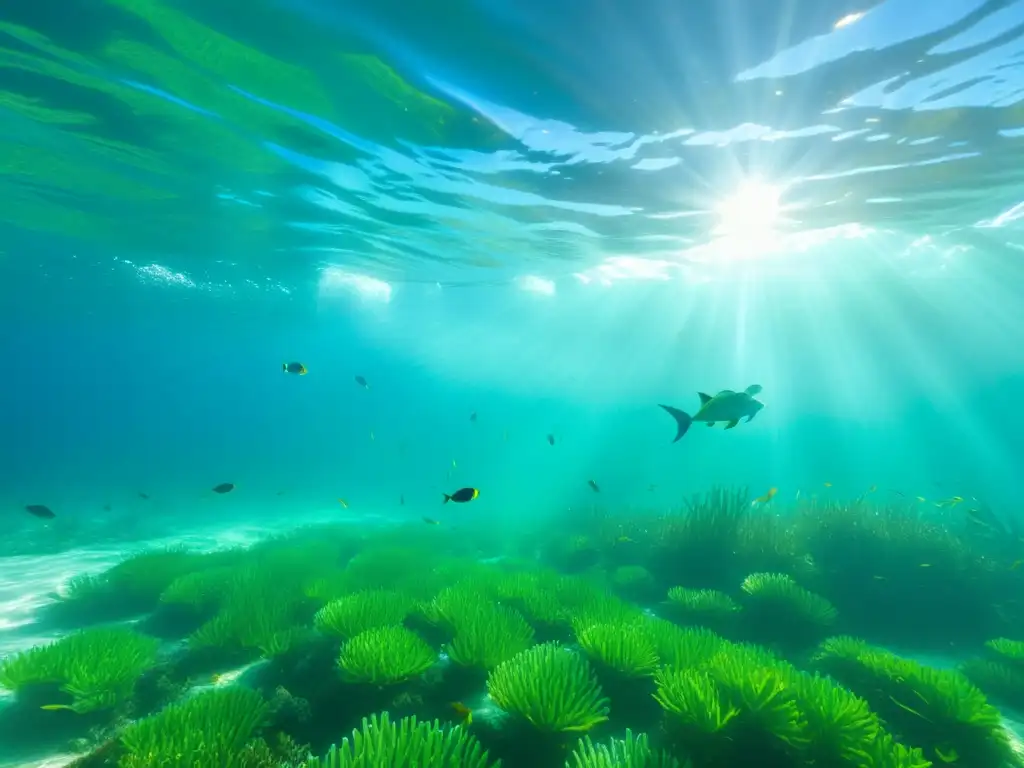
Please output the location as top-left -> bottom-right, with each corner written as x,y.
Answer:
4,486 -> 1024,768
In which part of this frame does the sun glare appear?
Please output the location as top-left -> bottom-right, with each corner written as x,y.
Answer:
834,11 -> 865,29
716,180 -> 781,239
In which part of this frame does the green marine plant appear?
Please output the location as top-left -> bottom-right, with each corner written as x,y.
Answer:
0,626 -> 158,713
338,626 -> 437,685
651,633 -> 925,768
610,565 -> 657,601
575,622 -> 659,678
740,572 -> 836,647
797,499 -> 1000,644
487,642 -> 610,733
314,590 -> 414,639
814,635 -> 1017,768
187,572 -> 311,662
665,587 -> 741,630
568,591 -> 643,635
643,619 -> 725,669
300,712 -> 498,767
160,565 -> 239,611
102,545 -> 208,610
984,637 -> 1024,664
118,687 -> 268,767
342,544 -> 452,596
493,571 -> 566,626
648,487 -> 751,590
445,603 -> 536,672
568,729 -> 681,768
961,658 -> 1024,711
420,583 -> 496,631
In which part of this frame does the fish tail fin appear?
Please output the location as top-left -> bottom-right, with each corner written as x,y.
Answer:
282,363 -> 287,372
443,493 -> 451,504
659,404 -> 692,442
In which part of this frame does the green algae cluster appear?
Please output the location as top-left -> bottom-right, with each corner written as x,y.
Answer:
4,486 -> 1024,768
0,626 -> 158,713
300,712 -> 497,767
814,636 -> 1016,768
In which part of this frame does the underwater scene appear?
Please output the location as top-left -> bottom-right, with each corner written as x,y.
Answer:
2,0 -> 1024,766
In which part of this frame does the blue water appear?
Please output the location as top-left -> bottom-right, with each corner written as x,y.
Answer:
1,0 -> 1023,539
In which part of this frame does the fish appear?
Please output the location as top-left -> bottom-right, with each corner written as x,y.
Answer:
934,746 -> 959,764
1010,560 -> 1022,571
369,431 -> 375,441
823,482 -> 832,488
752,487 -> 778,505
400,494 -> 405,506
546,434 -> 555,446
443,487 -> 479,504
138,491 -> 150,500
282,362 -> 307,375
355,375 -> 369,389
423,517 -> 441,525
337,498 -> 348,509
916,496 -> 927,503
40,704 -> 73,711
211,483 -> 235,494
469,411 -> 477,423
938,496 -> 965,508
587,480 -> 600,493
452,459 -> 457,469
450,701 -> 473,725
102,504 -> 112,512
868,485 -> 877,493
25,504 -> 55,519
659,385 -> 764,442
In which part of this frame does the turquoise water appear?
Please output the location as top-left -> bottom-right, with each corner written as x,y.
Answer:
2,0 -> 1023,545
2,1 -> 1024,766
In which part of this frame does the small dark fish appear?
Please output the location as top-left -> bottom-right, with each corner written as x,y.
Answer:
138,492 -> 150,500
282,362 -> 307,375
211,483 -> 235,494
400,494 -> 405,506
443,487 -> 479,504
276,490 -> 286,496
469,411 -> 477,423
26,504 -> 55,519
355,375 -> 369,389
422,517 -> 440,525
546,434 -> 555,446
102,504 -> 112,512
588,480 -> 600,493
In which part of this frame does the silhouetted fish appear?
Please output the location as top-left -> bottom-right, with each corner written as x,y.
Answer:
212,483 -> 235,494
26,505 -> 55,519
